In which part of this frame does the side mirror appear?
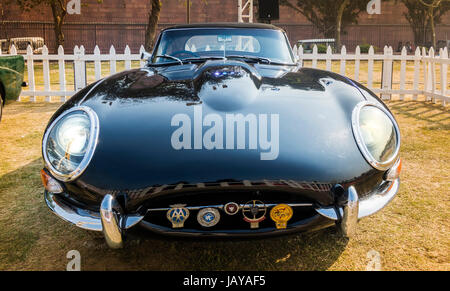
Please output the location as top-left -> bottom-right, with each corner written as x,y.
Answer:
140,51 -> 152,61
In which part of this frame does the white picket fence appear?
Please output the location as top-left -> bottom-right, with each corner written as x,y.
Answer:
292,44 -> 449,105
1,43 -> 448,105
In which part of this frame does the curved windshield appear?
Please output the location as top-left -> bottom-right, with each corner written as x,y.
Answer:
152,28 -> 295,64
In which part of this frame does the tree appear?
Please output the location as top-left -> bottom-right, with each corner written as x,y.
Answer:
418,0 -> 450,48
144,0 -> 162,51
280,0 -> 368,50
49,0 -> 67,51
13,1 -> 68,50
13,0 -> 103,51
400,0 -> 450,48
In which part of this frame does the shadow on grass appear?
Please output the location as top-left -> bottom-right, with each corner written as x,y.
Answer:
2,101 -> 61,117
388,100 -> 449,130
0,159 -> 348,270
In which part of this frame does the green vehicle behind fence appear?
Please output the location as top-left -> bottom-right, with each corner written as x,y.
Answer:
0,55 -> 25,122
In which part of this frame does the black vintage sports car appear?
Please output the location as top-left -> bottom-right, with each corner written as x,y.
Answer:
41,23 -> 401,248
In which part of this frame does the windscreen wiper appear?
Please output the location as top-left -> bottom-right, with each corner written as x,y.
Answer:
183,56 -> 226,62
225,55 -> 296,66
226,55 -> 271,64
154,54 -> 184,65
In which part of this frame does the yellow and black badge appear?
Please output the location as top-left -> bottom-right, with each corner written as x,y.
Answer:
270,204 -> 293,229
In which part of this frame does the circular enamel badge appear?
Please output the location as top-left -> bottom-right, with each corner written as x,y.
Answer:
224,202 -> 240,215
270,204 -> 293,229
197,208 -> 220,227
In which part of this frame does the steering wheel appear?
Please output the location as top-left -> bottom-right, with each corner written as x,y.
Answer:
171,50 -> 200,59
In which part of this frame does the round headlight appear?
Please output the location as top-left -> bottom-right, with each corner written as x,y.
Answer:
43,106 -> 99,181
352,102 -> 400,170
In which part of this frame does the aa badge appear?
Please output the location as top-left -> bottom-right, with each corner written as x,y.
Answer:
242,200 -> 267,229
270,204 -> 293,229
167,204 -> 190,228
197,208 -> 220,227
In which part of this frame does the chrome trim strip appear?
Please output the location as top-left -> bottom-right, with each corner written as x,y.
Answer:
315,178 -> 400,220
121,215 -> 145,229
44,191 -> 102,231
42,106 -> 100,182
146,203 -> 313,212
314,207 -> 343,220
351,101 -> 401,171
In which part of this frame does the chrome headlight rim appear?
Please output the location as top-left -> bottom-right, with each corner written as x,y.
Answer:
42,106 -> 100,182
351,101 -> 400,171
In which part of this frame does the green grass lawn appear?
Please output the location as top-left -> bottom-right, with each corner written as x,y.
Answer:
0,100 -> 448,270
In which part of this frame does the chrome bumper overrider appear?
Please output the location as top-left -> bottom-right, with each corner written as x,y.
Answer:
44,178 -> 400,247
315,178 -> 400,236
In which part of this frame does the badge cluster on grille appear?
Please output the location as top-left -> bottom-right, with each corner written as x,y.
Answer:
166,201 -> 294,230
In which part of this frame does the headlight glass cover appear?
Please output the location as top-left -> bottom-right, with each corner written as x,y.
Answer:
352,102 -> 400,170
43,107 -> 99,181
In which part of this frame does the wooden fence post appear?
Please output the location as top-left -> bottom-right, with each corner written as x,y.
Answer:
367,46 -> 374,89
109,45 -> 117,74
297,45 -> 303,68
422,47 -> 429,100
312,45 -> 318,68
139,45 -> 146,68
440,47 -> 448,106
381,46 -> 393,100
399,46 -> 407,100
354,45 -> 360,82
74,45 -> 86,91
42,45 -> 51,102
10,45 -> 17,55
125,45 -> 131,70
58,45 -> 66,102
326,45 -> 332,71
429,47 -> 437,103
340,45 -> 346,75
413,47 -> 421,101
26,45 -> 35,102
94,45 -> 102,81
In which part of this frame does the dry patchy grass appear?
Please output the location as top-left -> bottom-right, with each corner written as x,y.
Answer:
0,100 -> 448,270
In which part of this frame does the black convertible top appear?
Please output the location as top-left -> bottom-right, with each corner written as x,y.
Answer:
162,22 -> 284,32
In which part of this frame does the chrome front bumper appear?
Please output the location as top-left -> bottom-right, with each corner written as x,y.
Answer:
315,178 -> 400,221
44,192 -> 144,249
44,178 -> 400,247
